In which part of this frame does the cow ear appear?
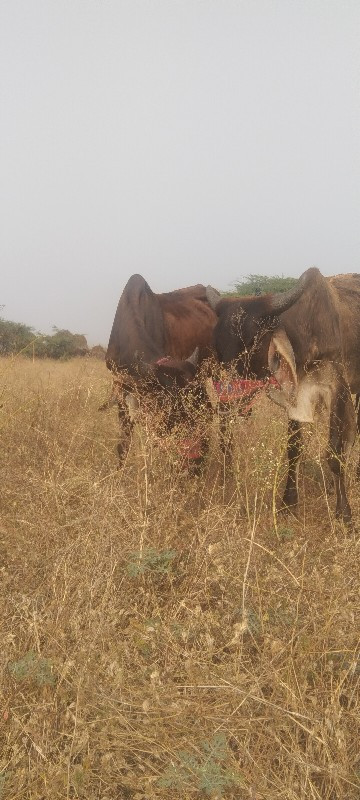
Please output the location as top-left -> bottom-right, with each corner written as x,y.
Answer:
268,329 -> 297,400
186,347 -> 199,368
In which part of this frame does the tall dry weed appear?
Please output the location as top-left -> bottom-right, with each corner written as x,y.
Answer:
0,357 -> 359,799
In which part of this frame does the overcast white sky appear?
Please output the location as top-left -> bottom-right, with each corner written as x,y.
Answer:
1,1 -> 359,345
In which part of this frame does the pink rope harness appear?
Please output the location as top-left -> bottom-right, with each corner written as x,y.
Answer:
155,356 -> 172,366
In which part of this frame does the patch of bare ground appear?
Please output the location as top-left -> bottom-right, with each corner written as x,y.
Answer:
0,357 -> 359,799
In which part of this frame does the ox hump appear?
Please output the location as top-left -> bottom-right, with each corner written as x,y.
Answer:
123,274 -> 153,297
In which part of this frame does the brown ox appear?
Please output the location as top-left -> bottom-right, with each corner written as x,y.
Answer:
207,268 -> 360,524
103,274 -> 218,462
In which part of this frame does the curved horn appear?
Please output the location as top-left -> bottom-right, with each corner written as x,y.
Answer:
186,347 -> 199,368
206,285 -> 221,311
269,268 -> 318,315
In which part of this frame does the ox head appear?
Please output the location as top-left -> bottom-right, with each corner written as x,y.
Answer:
206,269 -> 317,400
137,347 -> 200,391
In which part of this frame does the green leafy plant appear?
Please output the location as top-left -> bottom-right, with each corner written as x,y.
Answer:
277,526 -> 294,542
8,650 -> 55,687
158,733 -> 243,795
126,547 -> 177,577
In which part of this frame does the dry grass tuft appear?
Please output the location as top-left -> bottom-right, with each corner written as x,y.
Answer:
0,357 -> 359,799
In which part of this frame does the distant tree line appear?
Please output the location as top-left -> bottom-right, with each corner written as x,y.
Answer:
1,275 -> 296,357
224,274 -> 298,297
0,317 -> 105,360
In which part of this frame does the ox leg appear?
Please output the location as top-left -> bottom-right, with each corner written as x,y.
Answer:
116,404 -> 134,463
327,387 -> 356,524
281,419 -> 303,512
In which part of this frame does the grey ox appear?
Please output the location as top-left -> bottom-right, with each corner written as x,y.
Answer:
206,268 -> 360,525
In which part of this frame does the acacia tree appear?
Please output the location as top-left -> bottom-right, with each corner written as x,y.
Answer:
0,318 -> 89,359
0,318 -> 35,356
37,328 -> 88,359
224,274 -> 298,297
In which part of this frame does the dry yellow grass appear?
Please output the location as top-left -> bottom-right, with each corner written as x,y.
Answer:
0,357 -> 359,799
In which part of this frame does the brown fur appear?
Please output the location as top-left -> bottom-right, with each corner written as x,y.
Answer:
106,275 -> 217,374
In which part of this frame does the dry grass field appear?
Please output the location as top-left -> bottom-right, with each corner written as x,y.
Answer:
0,357 -> 359,799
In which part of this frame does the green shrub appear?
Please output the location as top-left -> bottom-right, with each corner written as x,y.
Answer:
126,547 -> 177,576
8,650 -> 55,687
158,733 -> 243,795
224,274 -> 298,297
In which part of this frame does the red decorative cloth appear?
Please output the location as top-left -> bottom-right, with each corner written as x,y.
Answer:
179,376 -> 279,460
212,376 -> 279,404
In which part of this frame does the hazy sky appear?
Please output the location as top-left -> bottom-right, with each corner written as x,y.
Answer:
1,1 -> 359,345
